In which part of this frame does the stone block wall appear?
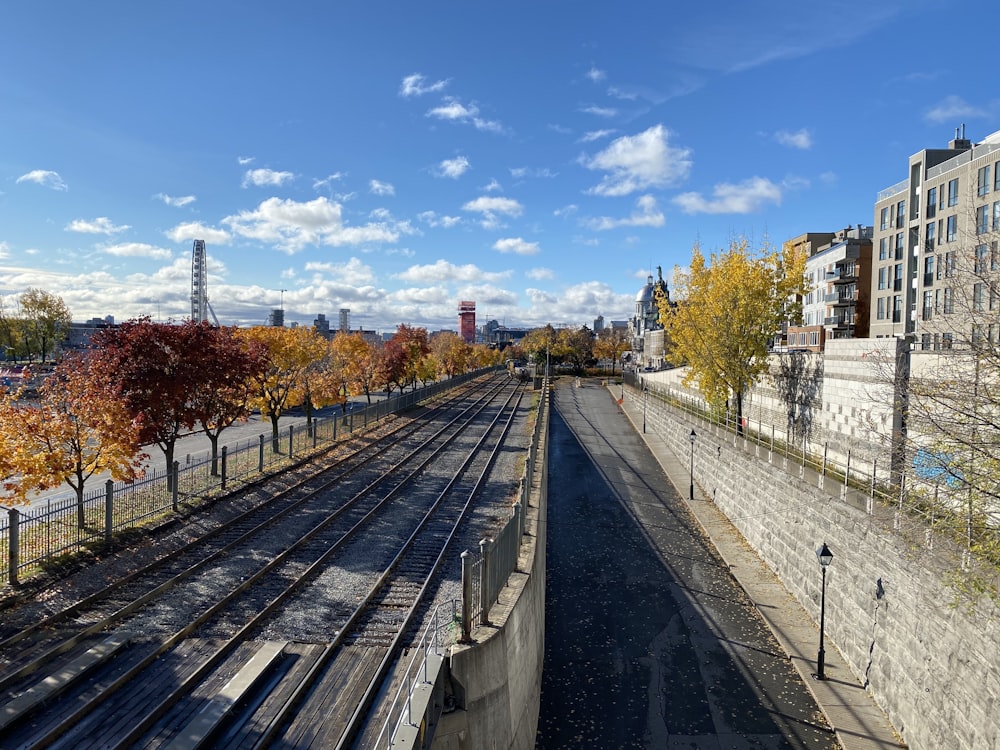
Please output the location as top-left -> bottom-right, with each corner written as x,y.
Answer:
638,390 -> 1000,750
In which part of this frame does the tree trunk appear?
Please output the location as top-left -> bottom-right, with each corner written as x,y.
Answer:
209,432 -> 221,476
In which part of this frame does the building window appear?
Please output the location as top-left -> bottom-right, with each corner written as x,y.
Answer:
993,242 -> 1000,272
878,237 -> 888,260
893,295 -> 903,323
926,187 -> 937,219
924,255 -> 934,286
894,263 -> 904,291
877,297 -> 886,320
945,251 -> 956,278
943,287 -> 954,314
923,290 -> 933,320
977,205 -> 989,235
973,325 -> 986,348
995,162 -> 1000,191
974,282 -> 985,311
809,331 -> 819,346
976,244 -> 989,274
921,333 -> 932,350
935,289 -> 942,313
896,200 -> 906,228
942,332 -> 954,350
925,221 -> 935,250
880,206 -> 889,230
948,178 -> 959,207
993,201 -> 1000,231
895,232 -> 905,259
877,266 -> 887,290
979,165 -> 991,197
946,215 -> 957,242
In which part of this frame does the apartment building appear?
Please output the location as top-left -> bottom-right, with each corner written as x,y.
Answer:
870,127 -> 1000,348
782,226 -> 873,351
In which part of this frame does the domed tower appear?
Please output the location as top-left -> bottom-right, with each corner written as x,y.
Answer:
628,266 -> 671,367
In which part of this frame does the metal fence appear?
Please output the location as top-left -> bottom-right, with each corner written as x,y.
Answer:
1,370 -> 493,586
625,370 -> 1000,570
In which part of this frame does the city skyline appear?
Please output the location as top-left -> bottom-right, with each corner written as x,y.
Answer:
2,1 -> 998,331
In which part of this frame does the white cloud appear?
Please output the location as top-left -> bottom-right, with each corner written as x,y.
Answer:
397,259 -> 511,284
483,179 -> 503,192
303,257 -> 375,286
242,168 -> 295,188
493,237 -> 540,255
462,196 -> 524,229
554,204 -> 579,218
313,172 -> 346,190
673,176 -> 782,214
526,267 -> 554,280
400,73 -> 449,97
103,242 -> 173,260
369,179 -> 395,196
925,95 -> 987,124
585,67 -> 606,83
579,129 -> 616,143
581,105 -> 617,118
66,217 -> 130,234
437,156 -> 471,179
426,96 -> 504,133
155,193 -> 197,207
418,211 -> 462,228
509,167 -> 556,179
165,221 -> 232,245
237,156 -> 255,165
0,241 -> 9,259
583,124 -> 692,197
775,129 -> 812,149
586,194 -> 665,230
16,170 -> 67,191
223,196 -> 405,253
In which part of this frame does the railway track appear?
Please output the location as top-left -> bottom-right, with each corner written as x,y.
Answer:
0,372 -> 527,749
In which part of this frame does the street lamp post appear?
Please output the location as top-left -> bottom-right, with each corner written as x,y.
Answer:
642,385 -> 648,433
815,542 -> 834,680
688,429 -> 696,500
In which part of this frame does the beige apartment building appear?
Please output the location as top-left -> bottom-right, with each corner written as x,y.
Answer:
870,127 -> 1000,348
782,226 -> 873,352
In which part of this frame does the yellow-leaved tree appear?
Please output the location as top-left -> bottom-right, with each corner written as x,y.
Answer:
0,353 -> 144,527
238,326 -> 328,450
660,238 -> 807,433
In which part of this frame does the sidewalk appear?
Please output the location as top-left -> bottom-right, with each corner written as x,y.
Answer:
614,387 -> 903,750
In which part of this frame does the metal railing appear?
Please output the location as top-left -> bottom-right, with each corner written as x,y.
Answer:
1,370 -> 495,585
625,372 -> 1000,577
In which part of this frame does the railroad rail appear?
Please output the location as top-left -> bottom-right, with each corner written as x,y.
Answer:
0,372 -> 526,749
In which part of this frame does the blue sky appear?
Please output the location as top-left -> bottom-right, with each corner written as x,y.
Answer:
1,0 -> 997,333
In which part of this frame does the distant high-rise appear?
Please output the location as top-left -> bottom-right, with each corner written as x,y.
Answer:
268,309 -> 284,327
459,301 -> 476,344
339,308 -> 351,332
593,315 -> 605,333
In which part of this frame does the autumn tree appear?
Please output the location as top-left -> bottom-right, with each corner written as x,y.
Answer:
299,337 -> 347,431
520,325 -> 558,371
238,325 -> 326,450
331,332 -> 386,404
661,238 -> 807,433
431,331 -> 472,378
392,323 -> 431,391
190,327 -> 270,475
593,327 -> 630,375
20,288 -> 72,362
0,354 -> 144,526
91,318 -> 215,487
554,326 -> 594,373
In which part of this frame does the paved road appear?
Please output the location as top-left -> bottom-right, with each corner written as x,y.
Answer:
536,379 -> 838,749
3,397 -> 376,511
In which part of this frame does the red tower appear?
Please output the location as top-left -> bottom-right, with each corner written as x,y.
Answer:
459,300 -> 476,344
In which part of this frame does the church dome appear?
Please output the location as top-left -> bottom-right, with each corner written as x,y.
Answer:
636,276 -> 655,302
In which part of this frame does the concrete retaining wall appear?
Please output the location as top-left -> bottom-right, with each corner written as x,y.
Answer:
637,389 -> 999,750
430,394 -> 548,750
